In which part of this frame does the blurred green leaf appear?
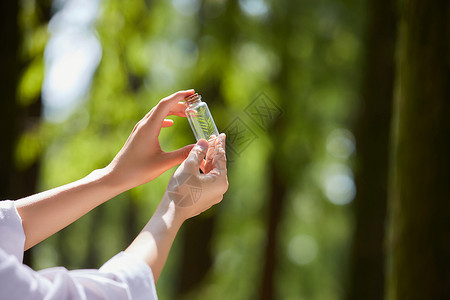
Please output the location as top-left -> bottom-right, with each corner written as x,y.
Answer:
17,57 -> 44,106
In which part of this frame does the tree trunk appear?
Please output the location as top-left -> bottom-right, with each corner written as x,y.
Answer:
176,215 -> 216,295
259,2 -> 295,298
386,0 -> 450,299
347,0 -> 397,299
260,157 -> 287,300
175,2 -> 240,296
0,0 -> 21,199
0,0 -> 50,267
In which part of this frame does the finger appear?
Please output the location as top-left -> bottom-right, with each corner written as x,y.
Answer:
143,106 -> 157,120
164,144 -> 195,166
183,139 -> 209,172
148,90 -> 195,128
168,102 -> 188,117
204,136 -> 217,174
211,133 -> 227,174
162,119 -> 174,127
200,160 -> 206,173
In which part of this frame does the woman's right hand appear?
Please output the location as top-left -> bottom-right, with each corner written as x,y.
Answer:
163,133 -> 228,221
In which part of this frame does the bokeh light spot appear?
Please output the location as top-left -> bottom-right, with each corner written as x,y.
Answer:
288,235 -> 318,266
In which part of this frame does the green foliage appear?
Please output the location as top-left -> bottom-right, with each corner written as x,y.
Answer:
12,1 -> 51,176
17,56 -> 45,106
197,117 -> 217,139
15,127 -> 44,170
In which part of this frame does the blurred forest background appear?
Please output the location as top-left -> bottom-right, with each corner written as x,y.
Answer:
1,0 -> 448,299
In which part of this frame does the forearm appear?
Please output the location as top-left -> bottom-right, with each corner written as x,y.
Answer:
125,196 -> 184,282
15,167 -> 125,250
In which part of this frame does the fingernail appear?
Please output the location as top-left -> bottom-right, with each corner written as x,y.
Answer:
196,139 -> 208,150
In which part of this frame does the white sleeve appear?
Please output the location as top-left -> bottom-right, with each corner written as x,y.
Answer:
0,200 -> 158,300
0,200 -> 26,261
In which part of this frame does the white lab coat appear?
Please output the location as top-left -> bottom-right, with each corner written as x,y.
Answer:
0,200 -> 157,300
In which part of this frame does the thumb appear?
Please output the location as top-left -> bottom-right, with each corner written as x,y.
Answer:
183,139 -> 209,172
165,143 -> 195,166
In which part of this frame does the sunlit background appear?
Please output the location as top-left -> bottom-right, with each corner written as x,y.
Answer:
14,0 -> 365,299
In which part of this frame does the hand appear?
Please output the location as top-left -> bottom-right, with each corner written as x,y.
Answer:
163,133 -> 228,221
106,90 -> 196,191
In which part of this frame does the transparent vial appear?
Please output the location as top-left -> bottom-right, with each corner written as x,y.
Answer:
185,93 -> 219,141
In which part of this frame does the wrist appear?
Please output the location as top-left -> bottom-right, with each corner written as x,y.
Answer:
88,166 -> 126,196
157,193 -> 188,227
